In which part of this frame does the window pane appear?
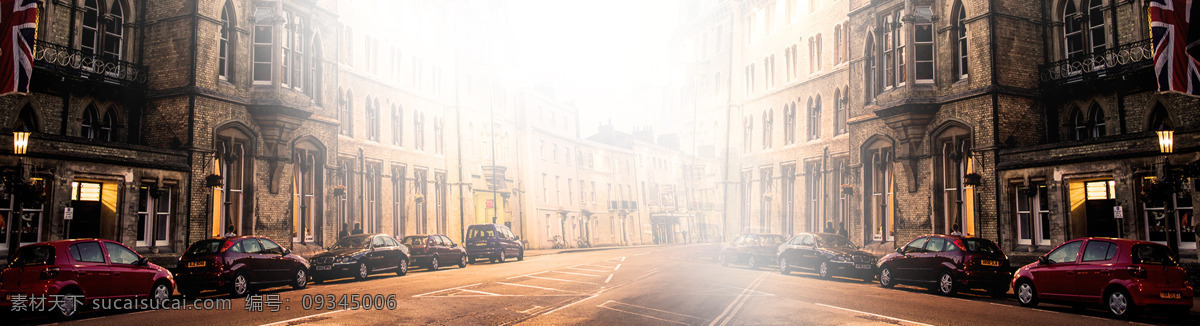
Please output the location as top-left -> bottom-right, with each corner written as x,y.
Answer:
105,242 -> 140,265
1047,241 -> 1082,264
1082,241 -> 1114,262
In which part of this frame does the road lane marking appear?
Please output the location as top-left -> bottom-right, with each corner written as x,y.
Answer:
709,272 -> 767,326
518,306 -> 544,314
523,275 -> 598,284
599,300 -> 704,320
566,266 -> 609,273
597,305 -> 689,325
412,282 -> 483,297
544,294 -> 599,315
257,309 -> 348,326
583,264 -> 616,269
614,263 -> 622,271
496,282 -> 587,294
457,289 -> 502,296
549,270 -> 601,277
605,274 -> 613,283
813,303 -> 934,326
506,271 -> 549,279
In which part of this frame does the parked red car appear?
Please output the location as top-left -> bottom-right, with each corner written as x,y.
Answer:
174,236 -> 309,297
877,234 -> 1010,296
401,234 -> 467,271
0,239 -> 175,319
1012,237 -> 1194,319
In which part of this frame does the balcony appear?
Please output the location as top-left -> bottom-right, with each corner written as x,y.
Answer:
32,40 -> 148,88
1039,39 -> 1152,88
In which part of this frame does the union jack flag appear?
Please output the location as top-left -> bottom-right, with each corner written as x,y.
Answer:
0,0 -> 37,96
1151,0 -> 1200,96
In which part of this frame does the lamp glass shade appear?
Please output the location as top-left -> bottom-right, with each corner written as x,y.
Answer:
13,131 -> 29,155
1157,129 -> 1174,154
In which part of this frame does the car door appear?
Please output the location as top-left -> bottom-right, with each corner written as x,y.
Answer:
1033,240 -> 1084,300
367,235 -> 389,272
1073,239 -> 1118,300
918,237 -> 950,282
382,236 -> 403,269
893,237 -> 929,281
778,235 -> 802,266
500,226 -> 518,256
257,238 -> 289,282
442,236 -> 464,262
797,234 -> 820,270
67,241 -> 113,298
103,241 -> 156,298
237,238 -> 265,282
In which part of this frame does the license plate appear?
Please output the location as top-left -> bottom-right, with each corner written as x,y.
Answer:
981,260 -> 1000,267
187,261 -> 206,268
855,264 -> 871,269
1160,291 -> 1182,299
315,265 -> 332,271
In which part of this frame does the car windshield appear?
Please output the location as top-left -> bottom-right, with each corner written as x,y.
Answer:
1132,244 -> 1177,266
331,235 -> 372,249
962,239 -> 1001,255
758,235 -> 784,246
816,235 -> 856,248
401,236 -> 427,247
11,245 -> 54,267
466,227 -> 495,239
186,240 -> 225,256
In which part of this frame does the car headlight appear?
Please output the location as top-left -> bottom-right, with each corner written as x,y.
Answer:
832,255 -> 852,263
336,256 -> 353,263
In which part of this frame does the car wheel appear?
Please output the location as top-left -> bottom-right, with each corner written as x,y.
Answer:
230,273 -> 250,297
430,256 -> 440,271
497,250 -> 506,263
53,288 -> 82,320
518,249 -> 525,261
459,255 -> 468,268
1016,281 -> 1039,307
818,261 -> 831,279
747,255 -> 759,270
937,272 -> 957,295
1106,288 -> 1134,319
878,267 -> 895,288
152,282 -> 172,301
355,262 -> 369,280
292,269 -> 308,289
396,258 -> 409,276
779,257 -> 790,275
719,253 -> 730,267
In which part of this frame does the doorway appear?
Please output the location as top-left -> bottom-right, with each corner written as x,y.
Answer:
69,181 -> 103,239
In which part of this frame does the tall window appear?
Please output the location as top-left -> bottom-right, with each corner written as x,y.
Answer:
1089,104 -> 1106,138
219,2 -> 232,80
81,0 -> 125,60
954,3 -> 968,79
415,112 -> 425,151
763,110 -> 773,149
282,11 -> 306,91
435,117 -> 444,154
834,24 -> 842,65
82,105 -> 100,140
365,165 -> 380,233
760,167 -> 774,232
82,0 -> 99,56
104,0 -> 124,59
292,143 -> 322,243
391,166 -> 406,237
136,184 -> 171,247
883,14 -> 895,88
2,177 -> 46,246
253,7 -> 274,83
1016,184 -> 1051,246
833,158 -> 847,232
914,6 -> 934,82
435,172 -> 447,234
784,47 -> 793,81
310,36 -> 322,99
806,162 -> 822,232
865,142 -> 894,242
808,96 -> 821,140
781,164 -> 796,234
1070,107 -> 1088,140
214,128 -> 252,237
1149,104 -> 1172,131
865,33 -> 877,101
340,91 -> 353,136
937,128 -> 973,236
808,36 -> 816,74
743,117 -> 753,153
392,105 -> 403,146
785,103 -> 796,144
338,158 -> 353,233
741,170 -> 753,231
815,34 -> 823,72
414,169 -> 427,233
1143,177 -> 1197,249
834,89 -> 845,135
894,9 -> 906,86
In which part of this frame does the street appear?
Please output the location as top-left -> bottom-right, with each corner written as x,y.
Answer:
10,244 -> 1199,325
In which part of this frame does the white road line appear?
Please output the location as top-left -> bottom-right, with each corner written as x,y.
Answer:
523,275 -> 598,284
600,300 -> 704,320
614,263 -> 622,271
496,282 -> 586,294
813,303 -> 934,326
412,282 -> 483,297
565,266 -> 609,273
517,305 -> 543,314
506,271 -> 549,279
457,289 -> 502,296
544,294 -> 598,315
583,264 -> 616,269
257,309 -> 348,326
621,256 -> 626,261
597,305 -> 689,325
605,274 -> 614,283
709,272 -> 766,326
550,270 -> 601,277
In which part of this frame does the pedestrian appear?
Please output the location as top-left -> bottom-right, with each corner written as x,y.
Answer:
224,224 -> 236,237
338,223 -> 350,239
824,221 -> 835,234
682,231 -> 689,244
837,221 -> 848,238
950,223 -> 963,236
352,222 -> 363,235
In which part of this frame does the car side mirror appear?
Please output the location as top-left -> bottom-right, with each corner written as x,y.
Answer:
896,247 -> 905,254
1038,256 -> 1049,265
282,248 -> 291,256
137,257 -> 149,266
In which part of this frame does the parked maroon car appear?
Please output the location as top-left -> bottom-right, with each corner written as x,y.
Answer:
1012,237 -> 1194,319
401,234 -> 467,271
719,233 -> 786,269
0,239 -> 175,319
877,234 -> 1010,296
174,236 -> 309,297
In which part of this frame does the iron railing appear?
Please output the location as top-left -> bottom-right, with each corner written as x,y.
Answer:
32,40 -> 148,86
1039,39 -> 1153,86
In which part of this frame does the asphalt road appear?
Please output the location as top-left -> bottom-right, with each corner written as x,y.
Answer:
10,244 -> 1200,325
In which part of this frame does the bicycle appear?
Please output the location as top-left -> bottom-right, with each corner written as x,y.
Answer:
548,235 -> 566,249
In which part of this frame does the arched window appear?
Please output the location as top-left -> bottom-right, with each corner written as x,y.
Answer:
252,6 -> 274,83
292,140 -> 324,244
784,102 -> 796,144
1089,104 -> 1106,138
743,116 -> 753,153
14,105 -> 38,132
213,125 -> 254,237
1070,107 -> 1088,140
340,90 -> 353,136
100,109 -> 115,141
1148,104 -> 1172,131
864,139 -> 894,242
954,2 -> 968,79
82,105 -> 99,140
839,87 -> 849,133
762,110 -> 772,149
81,0 -> 127,59
104,0 -> 125,59
392,104 -> 403,146
935,125 -> 973,236
219,2 -> 233,80
1064,1 -> 1084,59
808,95 -> 822,140
415,111 -> 425,151
864,33 -> 877,102
1086,0 -> 1107,55
82,0 -> 100,56
310,35 -> 323,101
834,88 -> 845,135
366,97 -> 379,141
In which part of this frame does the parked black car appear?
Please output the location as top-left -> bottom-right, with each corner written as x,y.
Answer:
309,233 -> 410,282
464,224 -> 524,263
777,232 -> 876,281
401,234 -> 468,271
719,233 -> 785,269
877,234 -> 1011,296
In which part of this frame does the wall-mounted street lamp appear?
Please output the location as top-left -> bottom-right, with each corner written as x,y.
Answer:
1158,126 -> 1174,154
13,130 -> 30,155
